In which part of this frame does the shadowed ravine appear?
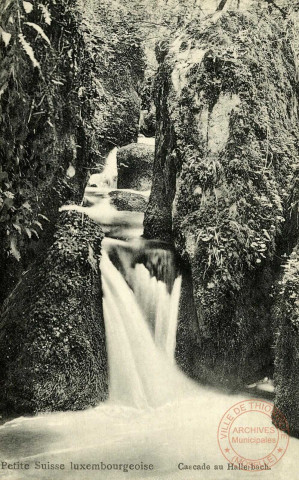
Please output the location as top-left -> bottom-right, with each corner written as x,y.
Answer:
0,147 -> 297,480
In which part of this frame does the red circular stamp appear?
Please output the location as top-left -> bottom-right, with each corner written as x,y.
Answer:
217,399 -> 289,471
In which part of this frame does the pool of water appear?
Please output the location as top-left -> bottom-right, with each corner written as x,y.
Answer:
0,388 -> 296,480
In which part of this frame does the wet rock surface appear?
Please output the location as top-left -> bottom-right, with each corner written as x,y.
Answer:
117,143 -> 154,191
109,190 -> 148,212
274,243 -> 299,438
0,211 -> 108,413
0,0 -> 144,305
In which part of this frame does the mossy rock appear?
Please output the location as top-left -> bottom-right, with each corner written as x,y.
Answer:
117,143 -> 154,191
109,190 -> 148,212
0,211 -> 108,413
144,9 -> 299,386
83,190 -> 148,212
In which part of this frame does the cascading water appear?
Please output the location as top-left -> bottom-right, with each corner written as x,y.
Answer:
0,145 -> 296,480
85,144 -> 190,407
59,147 -> 144,236
102,238 -> 181,355
62,145 -> 188,408
88,147 -> 118,189
101,241 -> 187,409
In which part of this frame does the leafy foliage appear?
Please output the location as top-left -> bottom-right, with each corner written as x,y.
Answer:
170,9 -> 298,293
0,0 -> 144,302
80,0 -> 145,153
0,0 -> 86,268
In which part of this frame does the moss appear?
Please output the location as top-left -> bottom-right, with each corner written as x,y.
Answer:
145,9 -> 299,385
0,211 -> 107,413
117,143 -> 154,191
109,190 -> 148,212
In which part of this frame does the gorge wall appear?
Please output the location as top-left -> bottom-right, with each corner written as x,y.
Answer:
0,0 -> 144,412
274,243 -> 299,438
273,172 -> 299,437
0,0 -> 143,304
144,8 -> 299,387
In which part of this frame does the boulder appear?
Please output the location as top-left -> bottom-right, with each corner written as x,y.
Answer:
109,190 -> 148,212
84,190 -> 148,212
0,211 -> 108,413
117,143 -> 154,191
144,9 -> 299,386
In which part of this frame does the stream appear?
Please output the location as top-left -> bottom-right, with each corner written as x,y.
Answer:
0,142 -> 297,480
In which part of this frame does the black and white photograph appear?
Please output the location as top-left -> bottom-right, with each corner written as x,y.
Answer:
0,0 -> 298,478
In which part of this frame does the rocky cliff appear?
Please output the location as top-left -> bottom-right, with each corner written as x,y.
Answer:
0,0 -> 143,413
273,243 -> 299,437
144,8 -> 299,386
0,0 -> 143,304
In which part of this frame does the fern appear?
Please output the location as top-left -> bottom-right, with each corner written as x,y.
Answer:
18,33 -> 40,69
23,1 -> 33,14
24,22 -> 51,45
38,4 -> 51,25
0,27 -> 12,47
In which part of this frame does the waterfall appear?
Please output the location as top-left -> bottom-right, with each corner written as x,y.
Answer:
2,139 -> 297,480
61,142 -> 191,408
60,147 -> 145,237
80,140 -> 191,408
101,248 -> 193,409
88,146 -> 118,189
